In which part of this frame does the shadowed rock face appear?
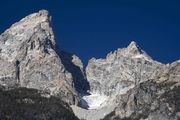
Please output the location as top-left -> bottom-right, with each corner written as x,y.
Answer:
59,51 -> 90,94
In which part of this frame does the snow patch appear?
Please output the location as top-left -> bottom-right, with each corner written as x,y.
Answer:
132,54 -> 144,58
81,93 -> 108,110
132,54 -> 152,62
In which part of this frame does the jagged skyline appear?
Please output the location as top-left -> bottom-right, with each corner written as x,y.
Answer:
0,9 -> 179,120
0,0 -> 180,65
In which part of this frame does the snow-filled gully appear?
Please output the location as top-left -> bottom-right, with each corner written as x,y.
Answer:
80,93 -> 108,110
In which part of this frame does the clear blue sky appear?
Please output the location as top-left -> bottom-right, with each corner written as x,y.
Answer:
1,0 -> 180,65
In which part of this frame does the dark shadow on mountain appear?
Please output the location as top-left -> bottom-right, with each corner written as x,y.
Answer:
58,51 -> 90,94
79,98 -> 89,109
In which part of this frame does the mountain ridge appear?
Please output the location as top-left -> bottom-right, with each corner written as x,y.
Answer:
0,10 -> 179,120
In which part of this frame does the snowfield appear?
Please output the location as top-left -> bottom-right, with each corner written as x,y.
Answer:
81,93 -> 108,109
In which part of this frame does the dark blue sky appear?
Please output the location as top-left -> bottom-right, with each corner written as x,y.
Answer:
0,0 -> 180,65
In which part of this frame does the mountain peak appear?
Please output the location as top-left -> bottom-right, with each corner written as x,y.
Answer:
0,10 -> 80,105
105,41 -> 153,62
126,41 -> 143,55
38,9 -> 49,15
0,9 -> 56,60
127,41 -> 138,48
12,9 -> 51,28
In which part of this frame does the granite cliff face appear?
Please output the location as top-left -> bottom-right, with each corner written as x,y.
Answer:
0,10 -> 86,105
86,41 -> 163,96
73,42 -> 180,120
102,61 -> 180,120
0,10 -> 179,120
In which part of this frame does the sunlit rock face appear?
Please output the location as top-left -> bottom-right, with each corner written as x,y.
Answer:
82,42 -> 180,120
73,42 -> 180,120
0,10 -> 83,105
86,41 -> 163,96
102,61 -> 180,120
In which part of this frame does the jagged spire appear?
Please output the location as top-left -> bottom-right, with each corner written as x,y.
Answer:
12,9 -> 50,28
0,9 -> 56,60
0,10 -> 80,105
127,41 -> 138,48
127,41 -> 143,55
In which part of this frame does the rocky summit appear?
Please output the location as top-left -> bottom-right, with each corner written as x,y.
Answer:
0,10 -> 86,105
0,10 -> 180,120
